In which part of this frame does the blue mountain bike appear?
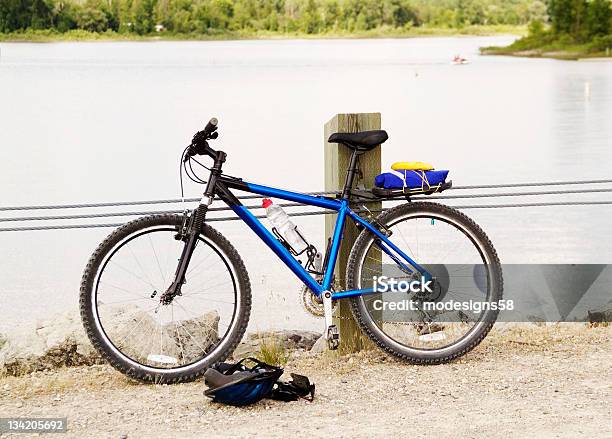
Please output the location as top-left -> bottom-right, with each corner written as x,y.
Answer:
80,118 -> 503,383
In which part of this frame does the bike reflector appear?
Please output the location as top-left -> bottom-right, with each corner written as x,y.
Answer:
147,354 -> 179,365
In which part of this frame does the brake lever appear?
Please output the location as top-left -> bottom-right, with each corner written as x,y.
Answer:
184,141 -> 207,162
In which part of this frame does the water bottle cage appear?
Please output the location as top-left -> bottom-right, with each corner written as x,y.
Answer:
271,226 -> 322,275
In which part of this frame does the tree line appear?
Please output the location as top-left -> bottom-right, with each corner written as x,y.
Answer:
515,0 -> 611,53
0,0 -> 550,35
546,0 -> 611,41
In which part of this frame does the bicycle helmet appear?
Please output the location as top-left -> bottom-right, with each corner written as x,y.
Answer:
204,358 -> 284,406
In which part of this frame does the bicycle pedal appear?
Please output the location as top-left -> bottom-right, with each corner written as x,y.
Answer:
326,325 -> 340,350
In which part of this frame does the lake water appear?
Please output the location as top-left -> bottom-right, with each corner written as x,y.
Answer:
1,36 -> 611,333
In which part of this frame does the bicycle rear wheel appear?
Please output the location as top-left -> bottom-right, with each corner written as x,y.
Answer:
80,214 -> 251,383
346,202 -> 503,364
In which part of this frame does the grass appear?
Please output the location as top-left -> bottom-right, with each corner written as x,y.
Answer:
255,335 -> 290,367
481,27 -> 612,60
0,24 -> 525,43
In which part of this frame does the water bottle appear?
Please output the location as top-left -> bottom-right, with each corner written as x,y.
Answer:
262,198 -> 308,253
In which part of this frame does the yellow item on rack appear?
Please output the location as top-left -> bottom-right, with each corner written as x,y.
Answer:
391,161 -> 434,171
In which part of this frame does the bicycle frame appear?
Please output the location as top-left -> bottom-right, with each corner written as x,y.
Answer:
213,175 -> 431,301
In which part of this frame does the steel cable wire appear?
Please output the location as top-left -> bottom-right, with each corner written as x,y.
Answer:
1,200 -> 612,232
1,178 -> 611,212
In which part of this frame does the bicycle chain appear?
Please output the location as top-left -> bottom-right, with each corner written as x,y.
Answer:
299,286 -> 463,330
299,286 -> 428,324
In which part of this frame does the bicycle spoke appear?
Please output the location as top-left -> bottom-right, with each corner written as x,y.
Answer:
187,280 -> 232,295
127,242 -> 157,292
395,224 -> 417,261
98,281 -> 151,300
148,234 -> 166,287
181,295 -> 235,305
175,320 -> 208,356
113,304 -> 159,348
103,297 -> 153,305
415,218 -> 419,261
108,260 -> 158,290
172,304 -> 187,363
185,248 -> 216,277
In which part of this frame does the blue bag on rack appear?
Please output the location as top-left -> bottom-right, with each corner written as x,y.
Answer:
374,169 -> 449,191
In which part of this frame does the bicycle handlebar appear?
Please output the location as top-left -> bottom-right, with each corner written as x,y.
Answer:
185,117 -> 219,161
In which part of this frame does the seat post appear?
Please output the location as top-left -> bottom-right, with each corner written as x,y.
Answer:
341,148 -> 360,199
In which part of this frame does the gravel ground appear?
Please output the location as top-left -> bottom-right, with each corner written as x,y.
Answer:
1,324 -> 610,439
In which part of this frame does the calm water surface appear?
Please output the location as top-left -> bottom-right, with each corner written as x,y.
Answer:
1,37 -> 611,332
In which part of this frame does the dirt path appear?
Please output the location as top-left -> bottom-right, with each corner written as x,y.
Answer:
1,324 -> 610,439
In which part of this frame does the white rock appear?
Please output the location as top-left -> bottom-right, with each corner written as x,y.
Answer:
0,305 -> 220,375
310,335 -> 328,353
231,330 -> 321,358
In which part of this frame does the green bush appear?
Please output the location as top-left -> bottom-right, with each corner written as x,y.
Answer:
588,34 -> 612,52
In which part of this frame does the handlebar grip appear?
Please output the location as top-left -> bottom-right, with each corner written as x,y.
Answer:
203,117 -> 218,136
185,117 -> 219,161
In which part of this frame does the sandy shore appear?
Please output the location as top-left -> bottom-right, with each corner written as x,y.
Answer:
1,324 -> 610,439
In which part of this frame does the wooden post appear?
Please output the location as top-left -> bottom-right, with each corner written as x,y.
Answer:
324,113 -> 382,353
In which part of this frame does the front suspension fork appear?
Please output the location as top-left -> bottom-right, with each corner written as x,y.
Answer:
160,202 -> 210,304
162,150 -> 226,304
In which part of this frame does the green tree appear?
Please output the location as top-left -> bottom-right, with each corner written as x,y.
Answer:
302,0 -> 322,33
131,0 -> 156,34
548,0 -> 568,33
209,0 -> 234,29
53,1 -> 79,32
528,0 -> 547,23
572,0 -> 588,40
321,0 -> 339,30
30,0 -> 54,29
586,0 -> 611,37
76,6 -> 109,32
387,0 -> 420,27
454,0 -> 466,27
0,0 -> 32,32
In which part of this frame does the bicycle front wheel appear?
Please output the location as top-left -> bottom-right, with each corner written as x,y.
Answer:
80,214 -> 251,383
346,202 -> 503,364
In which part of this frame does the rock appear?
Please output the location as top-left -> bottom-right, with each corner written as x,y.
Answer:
97,304 -> 180,364
586,300 -> 612,324
0,305 -> 220,376
310,335 -> 328,353
164,311 -> 219,362
231,330 -> 321,358
248,330 -> 320,350
0,311 -> 100,376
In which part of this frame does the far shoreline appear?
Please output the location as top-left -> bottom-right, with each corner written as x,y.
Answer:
481,46 -> 612,61
0,25 -> 524,44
